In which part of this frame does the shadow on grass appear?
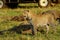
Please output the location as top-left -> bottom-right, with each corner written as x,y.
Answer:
6,2 -> 38,9
18,5 -> 38,9
0,24 -> 33,35
56,18 -> 60,24
7,5 -> 38,9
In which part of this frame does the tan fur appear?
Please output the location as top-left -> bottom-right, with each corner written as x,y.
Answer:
42,10 -> 60,24
42,10 -> 60,19
23,10 -> 56,35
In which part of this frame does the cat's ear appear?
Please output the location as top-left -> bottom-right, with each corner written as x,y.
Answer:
26,10 -> 29,12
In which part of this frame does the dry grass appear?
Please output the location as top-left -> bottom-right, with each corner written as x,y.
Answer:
0,3 -> 60,40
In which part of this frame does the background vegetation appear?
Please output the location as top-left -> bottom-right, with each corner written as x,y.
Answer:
0,3 -> 60,40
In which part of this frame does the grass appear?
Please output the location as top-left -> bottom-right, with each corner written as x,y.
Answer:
0,3 -> 60,40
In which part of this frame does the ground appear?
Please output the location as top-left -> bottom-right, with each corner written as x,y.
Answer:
0,3 -> 60,40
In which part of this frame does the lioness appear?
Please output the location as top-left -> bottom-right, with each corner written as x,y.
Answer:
42,10 -> 60,23
23,10 -> 56,35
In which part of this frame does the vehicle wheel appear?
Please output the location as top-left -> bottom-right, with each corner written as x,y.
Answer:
38,0 -> 49,8
0,0 -> 4,8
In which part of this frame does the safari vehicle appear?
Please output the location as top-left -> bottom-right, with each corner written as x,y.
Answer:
0,0 -> 60,8
0,0 -> 20,8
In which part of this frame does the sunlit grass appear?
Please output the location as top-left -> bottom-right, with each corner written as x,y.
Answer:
0,3 -> 60,40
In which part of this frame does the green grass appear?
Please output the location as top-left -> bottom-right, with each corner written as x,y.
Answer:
0,3 -> 60,40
